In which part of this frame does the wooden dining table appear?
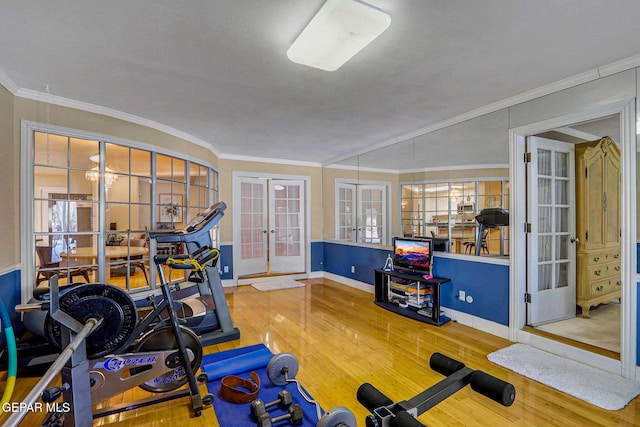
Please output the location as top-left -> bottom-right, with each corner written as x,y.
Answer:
61,246 -> 149,282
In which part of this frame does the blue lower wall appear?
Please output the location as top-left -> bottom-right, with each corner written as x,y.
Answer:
323,242 -> 509,325
433,256 -> 509,325
323,242 -> 389,285
311,241 -> 324,272
1,241 -> 637,365
219,244 -> 233,280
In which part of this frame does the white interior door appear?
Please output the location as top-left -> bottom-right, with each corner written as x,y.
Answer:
358,185 -> 386,245
269,180 -> 305,273
236,177 -> 268,276
527,136 -> 577,325
336,183 -> 356,241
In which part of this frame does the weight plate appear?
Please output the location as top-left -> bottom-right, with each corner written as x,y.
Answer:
135,325 -> 203,393
266,353 -> 299,386
45,283 -> 138,359
317,406 -> 357,427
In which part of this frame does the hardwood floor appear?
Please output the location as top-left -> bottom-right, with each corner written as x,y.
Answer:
2,278 -> 639,426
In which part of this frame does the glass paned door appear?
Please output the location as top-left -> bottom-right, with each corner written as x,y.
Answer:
358,185 -> 386,244
236,177 -> 268,276
336,183 -> 356,241
269,180 -> 305,273
527,136 -> 576,325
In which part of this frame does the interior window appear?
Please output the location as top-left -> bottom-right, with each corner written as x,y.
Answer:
401,179 -> 509,256
32,130 -> 218,293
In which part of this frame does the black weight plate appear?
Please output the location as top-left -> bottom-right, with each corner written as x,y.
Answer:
45,283 -> 138,359
135,325 -> 203,393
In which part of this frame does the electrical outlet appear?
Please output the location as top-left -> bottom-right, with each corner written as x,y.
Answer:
351,265 -> 355,274
223,266 -> 229,273
458,290 -> 465,301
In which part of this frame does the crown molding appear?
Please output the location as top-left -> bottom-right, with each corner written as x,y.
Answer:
325,162 -> 509,175
325,53 -> 640,166
13,87 -> 221,158
3,51 -> 640,167
0,68 -> 18,95
408,163 -> 509,174
218,152 -> 322,168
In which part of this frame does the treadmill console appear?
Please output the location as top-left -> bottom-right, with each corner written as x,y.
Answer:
184,201 -> 227,233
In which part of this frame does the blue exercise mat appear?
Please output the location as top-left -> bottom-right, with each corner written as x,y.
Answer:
201,344 -> 321,426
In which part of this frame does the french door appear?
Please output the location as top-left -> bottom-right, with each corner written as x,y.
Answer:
269,180 -> 305,273
335,182 -> 387,244
236,177 -> 268,276
526,136 -> 576,325
234,177 -> 306,277
358,185 -> 386,244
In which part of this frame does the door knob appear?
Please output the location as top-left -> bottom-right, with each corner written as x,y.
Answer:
570,236 -> 579,243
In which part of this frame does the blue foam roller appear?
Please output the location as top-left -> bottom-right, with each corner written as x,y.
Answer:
203,347 -> 273,382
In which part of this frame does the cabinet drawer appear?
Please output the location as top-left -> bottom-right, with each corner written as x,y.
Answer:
589,279 -> 617,296
586,262 -> 620,280
608,250 -> 621,262
586,250 -> 620,265
586,264 -> 606,280
608,261 -> 621,277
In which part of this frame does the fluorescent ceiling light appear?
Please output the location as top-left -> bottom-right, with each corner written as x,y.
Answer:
287,0 -> 391,71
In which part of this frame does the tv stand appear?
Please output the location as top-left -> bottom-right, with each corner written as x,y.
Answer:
374,269 -> 451,326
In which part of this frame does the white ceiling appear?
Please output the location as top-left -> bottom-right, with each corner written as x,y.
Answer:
1,1 -> 639,166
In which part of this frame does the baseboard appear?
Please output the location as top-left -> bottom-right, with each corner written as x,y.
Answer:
221,279 -> 236,288
320,272 -> 511,340
307,271 -> 323,279
321,272 -> 374,294
442,307 -> 509,340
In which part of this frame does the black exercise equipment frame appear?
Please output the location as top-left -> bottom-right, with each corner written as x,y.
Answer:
474,208 -> 509,256
149,201 -> 240,346
357,352 -> 515,427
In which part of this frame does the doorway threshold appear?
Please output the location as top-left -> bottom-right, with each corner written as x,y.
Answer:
522,326 -> 619,361
237,272 -> 307,286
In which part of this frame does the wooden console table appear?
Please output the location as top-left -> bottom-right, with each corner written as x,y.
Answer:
374,268 -> 452,326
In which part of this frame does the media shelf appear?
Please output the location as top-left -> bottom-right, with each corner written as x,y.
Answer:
374,269 -> 452,326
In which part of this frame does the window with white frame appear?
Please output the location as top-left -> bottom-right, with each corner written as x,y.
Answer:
30,127 -> 218,294
335,180 -> 389,245
401,179 -> 509,255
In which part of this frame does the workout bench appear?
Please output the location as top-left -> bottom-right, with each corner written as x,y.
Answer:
357,352 -> 515,427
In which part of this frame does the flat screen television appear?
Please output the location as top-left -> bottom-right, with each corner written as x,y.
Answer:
393,237 -> 432,274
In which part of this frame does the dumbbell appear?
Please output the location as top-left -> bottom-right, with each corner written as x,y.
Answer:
257,403 -> 304,427
266,353 -> 357,427
251,390 -> 294,419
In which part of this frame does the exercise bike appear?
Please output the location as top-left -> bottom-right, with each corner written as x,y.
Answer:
14,266 -> 213,425
14,201 -> 239,370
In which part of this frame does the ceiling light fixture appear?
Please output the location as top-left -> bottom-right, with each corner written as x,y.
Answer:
85,154 -> 119,190
287,0 -> 391,72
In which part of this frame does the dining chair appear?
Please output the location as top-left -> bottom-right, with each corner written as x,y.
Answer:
113,238 -> 150,285
35,244 -> 92,286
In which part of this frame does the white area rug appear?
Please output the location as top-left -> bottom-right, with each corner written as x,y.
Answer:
251,279 -> 305,292
488,344 -> 640,410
